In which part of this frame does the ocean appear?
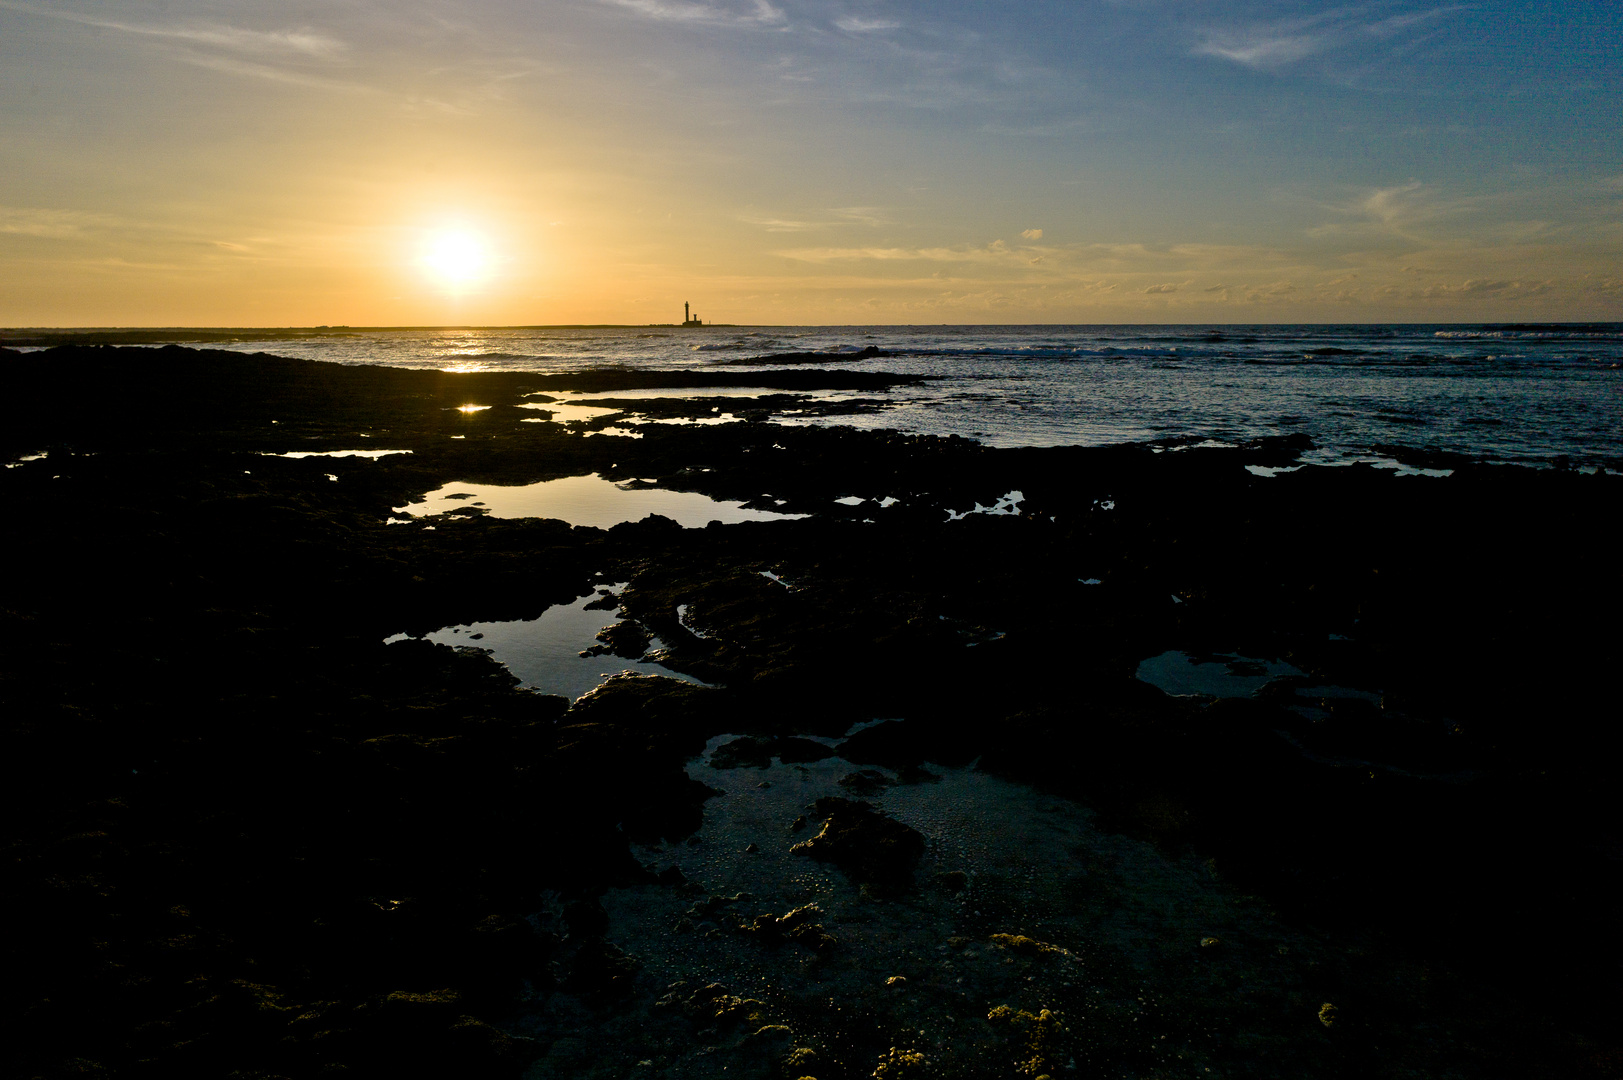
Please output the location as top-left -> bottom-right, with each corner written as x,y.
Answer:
86,323 -> 1623,468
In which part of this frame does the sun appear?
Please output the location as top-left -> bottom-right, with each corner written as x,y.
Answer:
420,228 -> 493,290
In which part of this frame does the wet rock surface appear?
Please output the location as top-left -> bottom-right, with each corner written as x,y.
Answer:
583,619 -> 653,660
712,735 -> 839,769
717,344 -> 891,365
2,345 -> 1620,1079
789,797 -> 927,885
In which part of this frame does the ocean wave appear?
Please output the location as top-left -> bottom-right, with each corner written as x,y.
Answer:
1438,327 -> 1623,341
889,345 -> 1197,361
441,351 -> 555,362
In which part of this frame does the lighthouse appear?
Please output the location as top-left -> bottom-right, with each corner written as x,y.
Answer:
682,302 -> 702,328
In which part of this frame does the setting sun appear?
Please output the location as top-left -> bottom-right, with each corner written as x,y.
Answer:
420,229 -> 493,291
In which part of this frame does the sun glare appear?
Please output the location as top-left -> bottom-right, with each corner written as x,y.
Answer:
420,229 -> 493,290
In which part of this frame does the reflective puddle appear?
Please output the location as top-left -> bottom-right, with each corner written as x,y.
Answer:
385,585 -> 707,701
518,402 -> 626,424
263,449 -> 413,459
946,490 -> 1024,521
392,473 -> 808,528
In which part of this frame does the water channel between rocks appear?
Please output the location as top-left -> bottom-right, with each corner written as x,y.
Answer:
518,734 -> 1354,1080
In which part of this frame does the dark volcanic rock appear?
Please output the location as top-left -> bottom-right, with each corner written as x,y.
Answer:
658,981 -> 767,1028
837,768 -> 895,796
584,619 -> 653,660
3,342 -> 1621,1079
563,898 -> 610,939
737,903 -> 837,951
720,345 -> 889,366
790,796 -> 925,885
711,735 -> 837,769
838,720 -> 927,766
557,674 -> 728,843
583,589 -> 620,611
774,736 -> 837,763
836,719 -> 972,768
711,735 -> 776,769
563,939 -> 640,1000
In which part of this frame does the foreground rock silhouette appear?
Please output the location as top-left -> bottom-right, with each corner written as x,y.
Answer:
1,345 -> 1619,1079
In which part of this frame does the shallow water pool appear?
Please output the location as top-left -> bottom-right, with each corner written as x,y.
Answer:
1135,650 -> 1304,698
392,472 -> 807,528
385,585 -> 707,700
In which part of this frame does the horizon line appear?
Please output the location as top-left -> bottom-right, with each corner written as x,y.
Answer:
5,319 -> 1621,337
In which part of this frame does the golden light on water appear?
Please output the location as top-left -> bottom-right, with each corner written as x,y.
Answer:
420,229 -> 494,291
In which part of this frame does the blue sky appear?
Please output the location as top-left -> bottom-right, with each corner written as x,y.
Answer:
1,0 -> 1619,323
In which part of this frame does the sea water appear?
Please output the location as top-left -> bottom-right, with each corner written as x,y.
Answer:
75,324 -> 1623,467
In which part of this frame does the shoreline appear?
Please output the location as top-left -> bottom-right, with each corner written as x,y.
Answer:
3,344 -> 1619,1078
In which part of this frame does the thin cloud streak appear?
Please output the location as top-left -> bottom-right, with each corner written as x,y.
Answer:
1194,32 -> 1323,68
834,16 -> 900,33
1191,4 -> 1470,71
828,207 -> 892,226
742,206 -> 892,231
0,2 -> 347,58
0,205 -> 118,238
178,53 -> 371,93
596,0 -> 786,27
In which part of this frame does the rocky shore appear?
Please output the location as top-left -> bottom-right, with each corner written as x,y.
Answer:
2,345 -> 1619,1079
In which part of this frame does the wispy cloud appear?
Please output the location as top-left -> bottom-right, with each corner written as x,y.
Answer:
777,242 -> 1034,264
597,0 -> 786,27
834,15 -> 900,33
742,206 -> 891,231
176,54 -> 366,92
1193,31 -> 1323,69
0,1 -> 363,90
776,246 -> 923,262
0,3 -> 346,58
1364,6 -> 1468,38
1304,181 -> 1468,243
1413,278 -> 1556,300
741,216 -> 822,232
1192,5 -> 1467,72
1360,182 -> 1426,225
1020,228 -> 1044,240
0,205 -> 115,239
829,206 -> 892,226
